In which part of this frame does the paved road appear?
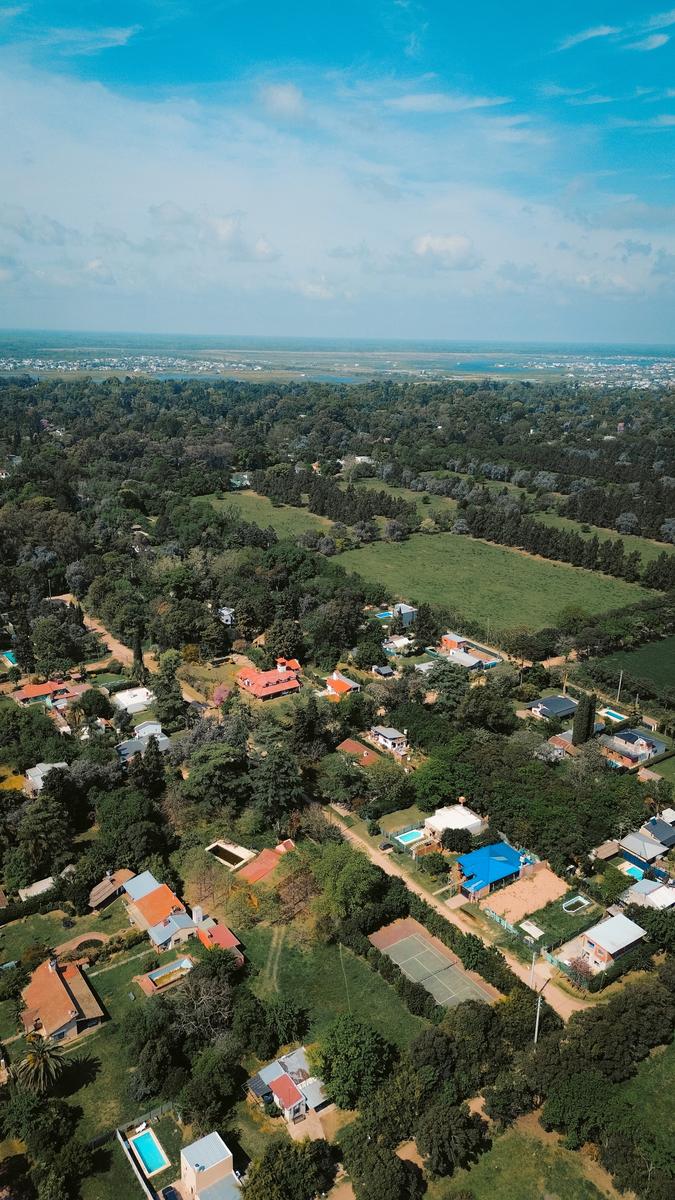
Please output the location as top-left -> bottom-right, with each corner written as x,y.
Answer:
331,810 -> 590,1022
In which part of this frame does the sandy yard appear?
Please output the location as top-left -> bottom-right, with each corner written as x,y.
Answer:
482,864 -> 567,924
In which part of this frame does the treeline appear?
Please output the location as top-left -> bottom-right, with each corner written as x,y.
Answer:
252,465 -> 417,528
463,501 -> 675,590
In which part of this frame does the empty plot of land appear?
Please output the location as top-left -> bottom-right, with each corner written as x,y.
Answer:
338,534 -> 649,633
370,917 -> 497,1007
484,865 -> 567,925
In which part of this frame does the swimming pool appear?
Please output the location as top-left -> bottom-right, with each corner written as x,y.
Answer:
624,864 -> 644,881
2,650 -> 16,665
147,956 -> 193,988
129,1129 -> 170,1177
600,707 -> 627,722
377,610 -> 392,620
396,829 -> 425,846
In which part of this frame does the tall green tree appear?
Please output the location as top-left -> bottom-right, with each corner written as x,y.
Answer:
15,1034 -> 64,1095
319,1016 -> 395,1109
572,691 -> 596,746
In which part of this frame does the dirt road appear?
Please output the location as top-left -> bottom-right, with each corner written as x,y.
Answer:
53,593 -> 209,704
331,811 -> 590,1022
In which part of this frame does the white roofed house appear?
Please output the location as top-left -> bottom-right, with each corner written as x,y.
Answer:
580,913 -> 647,973
370,725 -> 408,756
424,804 -> 485,841
181,1131 -> 240,1199
24,761 -> 68,796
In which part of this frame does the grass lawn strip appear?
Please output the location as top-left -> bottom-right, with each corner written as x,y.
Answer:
434,1126 -> 612,1200
591,635 -> 675,694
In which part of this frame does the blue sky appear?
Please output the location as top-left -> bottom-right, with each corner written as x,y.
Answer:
1,1 -> 675,340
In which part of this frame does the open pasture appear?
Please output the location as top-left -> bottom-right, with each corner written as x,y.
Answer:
338,533 -> 649,633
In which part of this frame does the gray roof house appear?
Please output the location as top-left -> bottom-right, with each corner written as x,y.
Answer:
393,602 -> 418,627
116,727 -> 171,765
528,695 -> 578,721
620,831 -> 668,864
25,762 -> 68,795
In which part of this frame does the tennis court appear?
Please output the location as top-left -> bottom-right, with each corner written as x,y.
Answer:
370,918 -> 497,1007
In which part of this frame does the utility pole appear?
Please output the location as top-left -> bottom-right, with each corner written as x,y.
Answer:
533,993 -> 543,1045
529,949 -> 537,988
616,669 -> 623,703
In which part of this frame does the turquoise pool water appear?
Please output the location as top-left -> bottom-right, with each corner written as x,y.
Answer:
377,610 -> 392,620
625,864 -> 644,881
396,829 -> 424,846
602,708 -> 627,722
129,1130 -> 169,1175
2,650 -> 16,665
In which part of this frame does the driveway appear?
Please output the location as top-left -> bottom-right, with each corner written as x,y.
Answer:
330,810 -> 590,1022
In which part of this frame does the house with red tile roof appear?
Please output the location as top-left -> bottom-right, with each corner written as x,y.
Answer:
325,670 -> 361,700
237,663 -> 301,701
21,958 -> 104,1042
237,840 -> 295,885
337,738 -> 381,768
246,1045 -> 328,1125
197,921 -> 244,966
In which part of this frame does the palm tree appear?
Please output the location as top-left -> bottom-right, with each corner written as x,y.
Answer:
16,1033 -> 64,1094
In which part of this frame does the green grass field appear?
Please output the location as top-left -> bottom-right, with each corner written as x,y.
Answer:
592,636 -> 675,692
535,511 -> 674,568
209,490 -> 330,537
436,1126 -> 614,1200
243,924 -> 426,1048
511,893 -> 602,950
338,533 -> 649,633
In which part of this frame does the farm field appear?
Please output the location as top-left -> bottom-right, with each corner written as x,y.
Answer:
591,635 -> 675,692
243,924 -> 427,1048
534,511 -> 674,567
208,489 -> 329,537
351,478 -> 458,520
338,533 -> 649,633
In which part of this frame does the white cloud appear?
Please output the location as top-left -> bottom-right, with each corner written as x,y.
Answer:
296,279 -> 335,300
413,234 -> 479,269
84,257 -> 115,284
568,93 -> 615,106
259,82 -> 305,119
647,7 -> 675,28
387,91 -> 510,113
40,25 -> 141,54
559,25 -> 620,51
625,32 -> 669,50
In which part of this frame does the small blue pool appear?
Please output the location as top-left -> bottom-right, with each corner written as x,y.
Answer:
129,1129 -> 169,1176
624,864 -> 644,881
602,708 -> 627,722
2,650 -> 17,665
377,611 -> 392,620
396,829 -> 425,846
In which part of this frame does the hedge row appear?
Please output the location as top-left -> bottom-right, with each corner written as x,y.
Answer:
0,883 -> 69,928
336,918 -> 443,1024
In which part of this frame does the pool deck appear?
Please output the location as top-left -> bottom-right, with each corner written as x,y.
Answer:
128,1128 -> 170,1178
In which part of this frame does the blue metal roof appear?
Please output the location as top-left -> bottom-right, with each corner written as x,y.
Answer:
457,842 -> 523,892
123,870 -> 161,901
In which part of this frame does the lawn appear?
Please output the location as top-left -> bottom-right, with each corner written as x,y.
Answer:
511,893 -> 602,951
0,898 -> 130,968
243,924 -> 426,1048
351,479 -> 458,521
534,511 -> 675,568
591,635 -> 675,693
57,946 -> 176,1139
209,489 -> 330,538
435,1126 -> 615,1200
338,533 -> 650,634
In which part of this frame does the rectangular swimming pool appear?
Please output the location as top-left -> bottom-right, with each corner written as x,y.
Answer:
147,956 -> 193,988
377,611 -> 392,620
1,650 -> 17,665
129,1129 -> 170,1177
396,829 -> 425,846
600,707 -> 627,722
624,864 -> 644,881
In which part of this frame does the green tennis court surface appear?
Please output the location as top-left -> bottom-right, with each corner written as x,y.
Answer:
384,932 -> 493,1006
